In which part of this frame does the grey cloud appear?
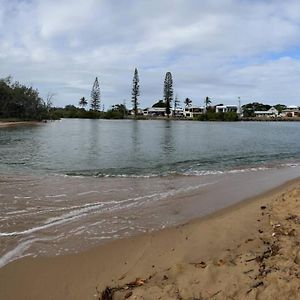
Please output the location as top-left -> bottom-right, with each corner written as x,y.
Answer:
0,0 -> 300,108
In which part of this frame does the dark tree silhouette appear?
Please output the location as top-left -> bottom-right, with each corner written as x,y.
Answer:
131,68 -> 140,116
0,76 -> 48,120
184,98 -> 192,107
90,77 -> 100,111
174,94 -> 180,109
79,97 -> 88,108
163,72 -> 173,117
204,96 -> 212,109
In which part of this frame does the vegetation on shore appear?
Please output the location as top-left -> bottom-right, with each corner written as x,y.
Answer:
242,102 -> 287,117
1,74 -> 297,122
0,76 -> 51,121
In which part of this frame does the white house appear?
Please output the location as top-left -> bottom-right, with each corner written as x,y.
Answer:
281,105 -> 300,117
143,107 -> 166,116
254,107 -> 278,118
129,108 -> 144,115
183,106 -> 205,118
215,105 -> 238,113
173,107 -> 184,117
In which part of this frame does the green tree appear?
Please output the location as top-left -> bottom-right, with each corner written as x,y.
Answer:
105,103 -> 128,119
184,97 -> 192,107
90,77 -> 100,111
131,68 -> 140,116
174,94 -> 180,109
0,77 -> 48,120
204,96 -> 212,110
152,100 -> 167,108
163,72 -> 173,118
79,97 -> 88,108
242,102 -> 271,117
274,104 -> 287,113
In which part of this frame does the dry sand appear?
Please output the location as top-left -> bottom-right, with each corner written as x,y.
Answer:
0,178 -> 299,300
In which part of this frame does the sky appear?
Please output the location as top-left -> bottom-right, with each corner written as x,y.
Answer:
1,0 -> 300,109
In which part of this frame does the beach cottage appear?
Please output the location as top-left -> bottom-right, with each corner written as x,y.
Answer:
183,106 -> 205,118
254,107 -> 278,118
143,107 -> 166,116
281,105 -> 300,118
215,105 -> 238,113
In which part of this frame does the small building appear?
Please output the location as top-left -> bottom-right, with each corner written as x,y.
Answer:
183,106 -> 205,118
129,108 -> 144,116
143,107 -> 166,116
281,105 -> 300,117
254,107 -> 278,118
215,105 -> 238,113
173,107 -> 184,117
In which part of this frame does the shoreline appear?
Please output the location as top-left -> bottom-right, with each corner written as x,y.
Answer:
0,120 -> 44,127
0,177 -> 299,299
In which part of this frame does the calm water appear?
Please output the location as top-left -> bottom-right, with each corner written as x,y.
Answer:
0,119 -> 299,267
0,119 -> 300,176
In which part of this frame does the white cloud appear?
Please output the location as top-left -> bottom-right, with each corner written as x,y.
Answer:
0,0 -> 300,107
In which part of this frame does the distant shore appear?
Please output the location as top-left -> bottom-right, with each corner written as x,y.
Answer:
0,178 -> 299,299
1,117 -> 299,123
0,120 -> 45,127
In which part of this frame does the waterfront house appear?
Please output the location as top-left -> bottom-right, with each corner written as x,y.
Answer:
129,108 -> 144,116
254,107 -> 278,118
215,105 -> 238,113
143,107 -> 166,116
183,106 -> 205,118
173,107 -> 184,117
281,105 -> 300,117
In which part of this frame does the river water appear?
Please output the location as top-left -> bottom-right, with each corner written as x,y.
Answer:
0,119 -> 299,266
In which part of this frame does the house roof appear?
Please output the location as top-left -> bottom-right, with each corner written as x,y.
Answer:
255,107 -> 278,114
216,105 -> 237,108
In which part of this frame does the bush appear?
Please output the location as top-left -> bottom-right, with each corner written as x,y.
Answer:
194,112 -> 238,121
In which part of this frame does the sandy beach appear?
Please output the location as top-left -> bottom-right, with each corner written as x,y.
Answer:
0,178 -> 299,299
0,121 -> 43,127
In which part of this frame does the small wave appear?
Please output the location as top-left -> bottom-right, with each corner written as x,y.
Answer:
280,162 -> 300,168
45,194 -> 66,198
77,191 -> 101,196
0,237 -> 53,268
182,166 -> 269,177
62,162 -> 299,179
0,182 -> 214,237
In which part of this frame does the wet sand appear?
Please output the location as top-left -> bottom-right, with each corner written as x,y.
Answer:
1,166 -> 299,268
0,178 -> 299,299
0,121 -> 43,127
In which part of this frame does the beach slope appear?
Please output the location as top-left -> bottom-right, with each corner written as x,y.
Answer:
0,179 -> 299,300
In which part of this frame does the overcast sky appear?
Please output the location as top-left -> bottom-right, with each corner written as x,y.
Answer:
1,0 -> 300,109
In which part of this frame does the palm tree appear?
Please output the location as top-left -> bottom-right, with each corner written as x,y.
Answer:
184,98 -> 192,107
79,97 -> 88,108
204,96 -> 212,111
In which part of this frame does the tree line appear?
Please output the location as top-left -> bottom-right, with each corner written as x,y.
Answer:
76,69 -> 175,118
76,69 -> 239,120
0,76 -> 51,120
0,70 -> 289,121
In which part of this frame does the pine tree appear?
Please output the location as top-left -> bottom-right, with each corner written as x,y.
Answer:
173,94 -> 180,116
163,72 -> 173,118
131,68 -> 140,116
90,77 -> 100,111
174,94 -> 180,109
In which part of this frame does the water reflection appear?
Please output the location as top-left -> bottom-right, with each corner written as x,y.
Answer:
162,121 -> 175,155
87,119 -> 101,155
130,120 -> 141,154
0,119 -> 299,176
